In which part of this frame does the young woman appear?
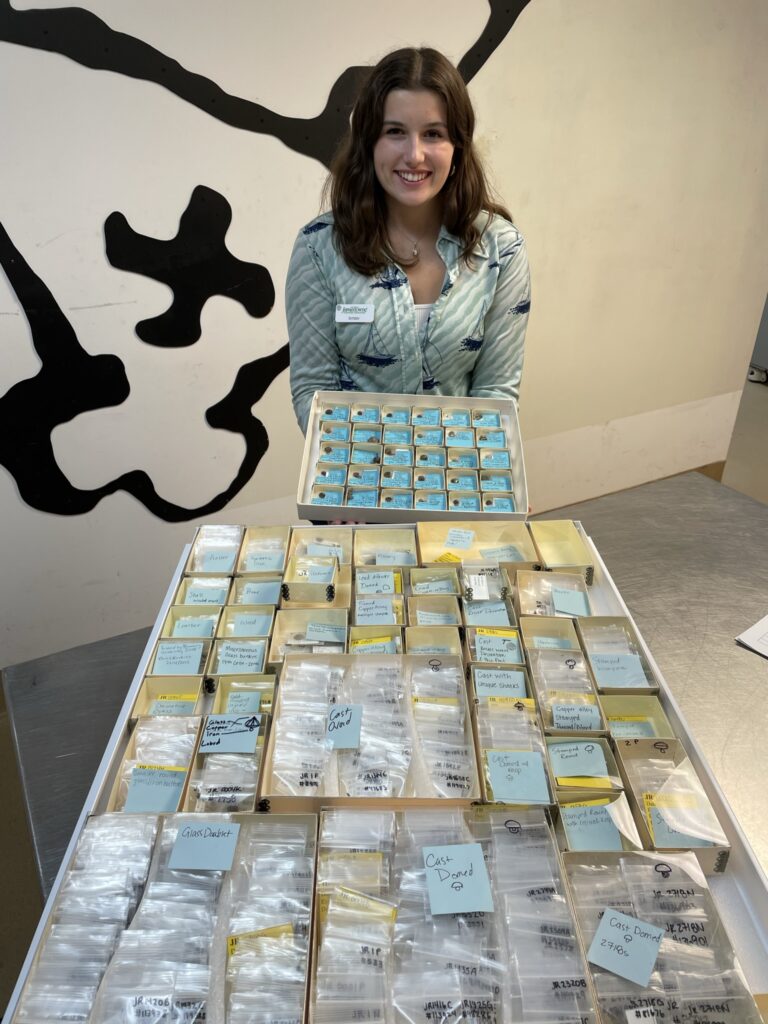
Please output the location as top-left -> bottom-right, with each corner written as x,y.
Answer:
287,46 -> 530,434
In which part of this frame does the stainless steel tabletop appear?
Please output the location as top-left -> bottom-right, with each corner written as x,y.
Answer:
536,471 -> 768,873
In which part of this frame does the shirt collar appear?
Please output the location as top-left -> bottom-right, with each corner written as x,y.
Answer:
437,222 -> 489,259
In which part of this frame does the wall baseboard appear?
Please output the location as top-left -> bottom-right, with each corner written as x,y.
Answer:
524,391 -> 741,513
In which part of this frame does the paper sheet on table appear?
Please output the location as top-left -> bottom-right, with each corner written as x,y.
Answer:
735,612 -> 768,660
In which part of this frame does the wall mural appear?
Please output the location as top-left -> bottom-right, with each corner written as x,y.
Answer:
0,0 -> 532,521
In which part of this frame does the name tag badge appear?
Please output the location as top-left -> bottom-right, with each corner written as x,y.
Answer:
336,303 -> 374,323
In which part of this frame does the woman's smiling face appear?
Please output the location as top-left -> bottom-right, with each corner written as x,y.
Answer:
373,89 -> 455,216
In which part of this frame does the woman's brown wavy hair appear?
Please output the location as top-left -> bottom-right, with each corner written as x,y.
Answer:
323,47 -> 511,276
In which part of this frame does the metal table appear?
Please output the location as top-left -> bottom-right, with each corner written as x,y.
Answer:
4,471 -> 767,895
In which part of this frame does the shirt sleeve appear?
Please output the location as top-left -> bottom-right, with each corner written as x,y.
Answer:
469,228 -> 531,405
286,230 -> 341,434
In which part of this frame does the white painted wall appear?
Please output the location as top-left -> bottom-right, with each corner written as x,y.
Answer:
1,0 -> 767,665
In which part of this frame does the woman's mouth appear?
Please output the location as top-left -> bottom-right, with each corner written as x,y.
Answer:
395,171 -> 430,184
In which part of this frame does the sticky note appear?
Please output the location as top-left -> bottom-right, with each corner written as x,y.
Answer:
150,696 -> 197,716
350,637 -> 397,655
474,668 -> 527,698
587,909 -> 663,987
552,702 -> 601,731
478,545 -> 524,562
185,586 -> 227,605
591,653 -> 648,688
226,690 -> 264,714
464,600 -> 510,626
446,528 -> 475,549
168,820 -> 241,871
549,741 -> 608,780
232,613 -> 272,637
561,800 -> 624,851
410,645 -> 452,655
245,549 -> 284,572
356,597 -> 396,625
417,609 -> 455,626
486,750 -> 550,803
531,636 -> 575,650
124,765 -> 186,813
241,580 -> 281,605
423,843 -> 494,915
552,587 -> 590,617
308,542 -> 343,560
201,548 -> 236,572
216,640 -> 265,674
153,641 -> 204,675
376,550 -> 415,565
357,570 -> 395,595
326,704 -> 363,749
609,717 -> 656,739
200,713 -> 262,754
172,617 -> 215,638
303,564 -> 334,584
475,629 -> 522,664
306,622 -> 347,645
413,578 -> 455,595
643,794 -> 714,848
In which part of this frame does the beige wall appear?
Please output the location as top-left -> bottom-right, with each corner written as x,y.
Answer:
1,0 -> 767,664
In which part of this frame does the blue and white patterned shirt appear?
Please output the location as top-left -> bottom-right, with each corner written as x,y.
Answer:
287,211 -> 530,433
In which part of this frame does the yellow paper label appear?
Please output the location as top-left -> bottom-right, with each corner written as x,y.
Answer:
333,886 -> 398,923
134,763 -> 186,773
562,797 -> 611,809
412,696 -> 460,706
227,923 -> 293,957
435,551 -> 461,563
156,693 -> 197,701
488,697 -> 535,709
556,776 -> 611,789
643,790 -> 698,833
351,636 -> 393,648
476,627 -> 518,638
549,691 -> 596,704
609,716 -> 648,723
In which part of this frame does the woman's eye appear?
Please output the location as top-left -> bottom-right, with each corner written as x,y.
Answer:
385,127 -> 403,135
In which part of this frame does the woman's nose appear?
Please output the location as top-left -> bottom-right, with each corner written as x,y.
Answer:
404,134 -> 424,165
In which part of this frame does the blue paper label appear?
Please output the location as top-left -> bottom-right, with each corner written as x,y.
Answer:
348,468 -> 380,487
423,843 -> 494,915
357,570 -> 395,595
312,488 -> 344,506
413,578 -> 455,595
416,609 -> 455,626
412,407 -> 440,426
383,408 -> 409,423
647,804 -> 714,848
561,801 -> 624,852
464,600 -> 511,626
414,471 -> 444,490
381,469 -> 411,488
383,448 -> 412,466
352,425 -> 382,443
320,404 -> 350,421
307,542 -> 344,560
448,451 -> 479,469
381,491 -> 412,508
356,596 -> 397,625
472,411 -> 501,428
476,430 -> 506,448
199,713 -> 262,754
226,690 -> 264,714
383,427 -> 411,444
483,496 -> 515,513
414,428 -> 443,446
315,467 -> 347,486
591,652 -> 649,688
410,645 -> 452,655
351,406 -> 379,422
241,579 -> 281,604
474,668 -> 527,698
376,549 -> 415,565
442,410 -> 471,427
480,450 -> 511,469
478,545 -> 524,562
587,909 -> 663,988
487,750 -> 550,804
447,474 -> 477,491
245,549 -> 284,572
322,424 -> 350,441
216,640 -> 266,675
445,429 -> 474,447
305,621 -> 347,645
416,449 -> 446,467
481,474 -> 512,492
185,585 -> 227,605
415,492 -> 447,511
549,740 -> 608,779
231,613 -> 272,637
346,488 -> 378,507
552,702 -> 601,731
150,698 -> 196,716
201,548 -> 236,572
552,587 -> 590,617
326,703 -> 363,749
350,447 -> 379,466
446,527 -> 474,549
531,635 -> 575,650
124,765 -> 186,813
450,495 -> 481,512
172,616 -> 215,638
168,820 -> 241,871
609,717 -> 656,739
318,445 -> 349,464
475,631 -> 522,664
153,641 -> 204,675
352,638 -> 397,654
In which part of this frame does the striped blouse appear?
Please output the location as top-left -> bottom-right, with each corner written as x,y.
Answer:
286,211 -> 531,433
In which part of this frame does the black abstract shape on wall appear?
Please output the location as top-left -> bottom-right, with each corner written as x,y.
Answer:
0,221 -> 288,520
105,185 -> 274,346
0,0 -> 533,169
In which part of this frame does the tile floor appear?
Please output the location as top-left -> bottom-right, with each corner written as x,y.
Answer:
2,376 -> 766,1017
